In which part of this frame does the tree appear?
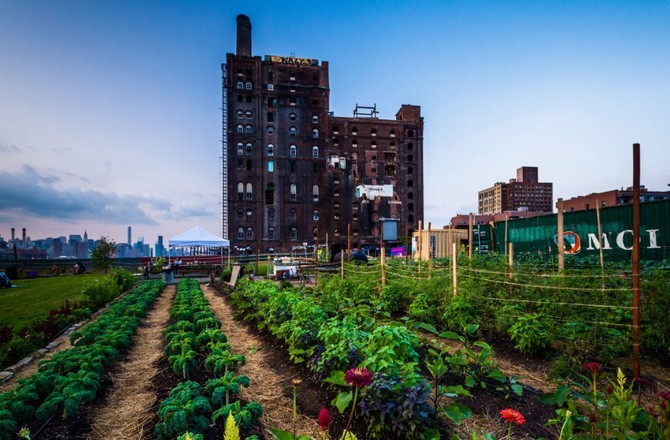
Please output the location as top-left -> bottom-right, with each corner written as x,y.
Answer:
91,236 -> 117,274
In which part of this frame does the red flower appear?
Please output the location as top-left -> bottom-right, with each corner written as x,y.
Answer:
500,408 -> 526,425
344,368 -> 373,388
661,401 -> 667,410
588,413 -> 597,423
318,407 -> 332,432
660,391 -> 670,401
582,362 -> 603,374
605,385 -> 614,395
633,376 -> 651,387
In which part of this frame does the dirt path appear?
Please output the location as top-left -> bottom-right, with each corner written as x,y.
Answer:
86,285 -> 175,440
202,284 -> 321,438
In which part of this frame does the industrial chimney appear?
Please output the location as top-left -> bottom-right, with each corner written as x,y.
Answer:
11,228 -> 15,243
236,14 -> 252,56
22,228 -> 26,248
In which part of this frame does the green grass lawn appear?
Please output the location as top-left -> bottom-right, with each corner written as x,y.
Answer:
0,274 -> 97,330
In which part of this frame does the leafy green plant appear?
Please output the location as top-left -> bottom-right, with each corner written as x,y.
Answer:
508,313 -> 551,354
156,381 -> 211,440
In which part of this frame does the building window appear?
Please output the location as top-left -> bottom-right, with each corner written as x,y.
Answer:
312,185 -> 319,202
245,110 -> 253,119
237,159 -> 244,170
267,143 -> 274,156
246,95 -> 252,103
352,140 -> 358,148
312,146 -> 319,158
246,143 -> 253,155
351,127 -> 358,135
245,182 -> 253,199
268,97 -> 277,107
289,98 -> 296,106
237,227 -> 244,239
408,166 -> 413,175
268,161 -> 274,172
290,184 -> 297,201
245,82 -> 252,90
290,227 -> 298,241
267,126 -> 274,135
407,154 -> 414,161
289,126 -> 297,137
246,160 -> 252,171
267,83 -> 274,91
408,142 -> 414,151
246,227 -> 253,240
236,124 -> 243,134
267,112 -> 274,122
268,208 -> 275,221
407,179 -> 414,187
237,209 -> 243,220
290,209 -> 297,220
390,129 -> 396,137
312,129 -> 319,138
236,81 -> 243,89
408,203 -> 414,211
407,129 -> 415,137
289,112 -> 297,122
313,210 -> 319,221
371,128 -> 377,136
290,161 -> 297,173
245,125 -> 253,135
237,182 -> 244,200
246,208 -> 253,217
333,126 -> 339,135
313,228 -> 318,238
237,142 -> 244,155
313,162 -> 319,172
371,140 -> 377,148
333,213 -> 340,221
268,227 -> 275,240
237,95 -> 243,103
408,191 -> 414,200
237,110 -> 244,119
265,184 -> 275,205
312,115 -> 319,124
290,145 -> 297,157
408,214 -> 414,223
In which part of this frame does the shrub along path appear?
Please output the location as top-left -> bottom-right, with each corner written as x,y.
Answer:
86,284 -> 176,439
202,283 -> 322,438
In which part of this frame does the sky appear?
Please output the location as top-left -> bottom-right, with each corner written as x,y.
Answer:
1,1 -> 669,247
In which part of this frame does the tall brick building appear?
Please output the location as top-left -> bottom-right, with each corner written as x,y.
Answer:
222,15 -> 423,252
478,166 -> 552,215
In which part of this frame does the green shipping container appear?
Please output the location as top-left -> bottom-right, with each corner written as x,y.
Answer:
491,200 -> 670,262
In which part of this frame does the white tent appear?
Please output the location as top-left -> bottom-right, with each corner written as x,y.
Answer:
168,226 -> 230,266
169,225 -> 230,248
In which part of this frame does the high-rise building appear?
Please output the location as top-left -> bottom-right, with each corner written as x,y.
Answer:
223,15 -> 424,253
478,166 -> 553,215
127,226 -> 132,247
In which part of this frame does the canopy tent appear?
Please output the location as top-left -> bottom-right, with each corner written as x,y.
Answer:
168,225 -> 230,266
169,225 -> 230,248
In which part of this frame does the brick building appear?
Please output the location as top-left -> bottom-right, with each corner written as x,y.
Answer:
478,166 -> 552,215
223,15 -> 423,252
563,186 -> 670,212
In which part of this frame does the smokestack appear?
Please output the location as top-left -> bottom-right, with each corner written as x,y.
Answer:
128,226 -> 132,246
22,228 -> 26,248
11,228 -> 15,243
236,14 -> 252,57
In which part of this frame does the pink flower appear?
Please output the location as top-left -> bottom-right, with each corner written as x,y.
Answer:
659,391 -> 670,401
500,408 -> 526,425
582,362 -> 603,374
344,367 -> 373,388
318,407 -> 332,432
633,376 -> 651,387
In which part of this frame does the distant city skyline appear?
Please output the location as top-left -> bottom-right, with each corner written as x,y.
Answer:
2,2 -> 669,244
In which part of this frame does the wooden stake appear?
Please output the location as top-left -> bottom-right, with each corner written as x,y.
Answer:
405,224 -> 409,267
508,242 -> 514,297
381,247 -> 386,288
428,222 -> 432,279
632,143 -> 641,378
557,198 -> 564,273
468,213 -> 473,260
595,199 -> 605,297
314,230 -> 319,285
347,223 -> 351,262
504,214 -> 509,255
417,220 -> 423,276
452,243 -> 458,296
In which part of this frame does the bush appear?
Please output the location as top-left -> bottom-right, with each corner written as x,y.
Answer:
81,277 -> 122,308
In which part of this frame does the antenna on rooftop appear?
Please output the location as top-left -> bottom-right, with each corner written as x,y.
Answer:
353,103 -> 379,118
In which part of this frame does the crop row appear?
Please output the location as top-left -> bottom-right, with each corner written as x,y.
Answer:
0,280 -> 163,440
155,278 -> 261,440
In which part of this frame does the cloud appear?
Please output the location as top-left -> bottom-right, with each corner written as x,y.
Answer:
0,165 -> 161,225
0,143 -> 22,153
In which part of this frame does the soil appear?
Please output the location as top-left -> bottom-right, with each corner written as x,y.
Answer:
11,279 -> 670,440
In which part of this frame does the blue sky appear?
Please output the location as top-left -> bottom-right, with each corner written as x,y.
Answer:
1,1 -> 669,246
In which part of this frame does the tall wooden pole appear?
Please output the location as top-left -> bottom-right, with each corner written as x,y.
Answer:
632,143 -> 641,378
452,243 -> 458,296
508,242 -> 514,297
468,213 -> 473,260
347,223 -> 351,262
405,225 -> 409,267
314,230 -> 319,285
427,222 -> 433,279
557,198 -> 564,273
417,220 -> 423,276
380,220 -> 386,287
504,214 -> 509,255
595,199 -> 605,296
